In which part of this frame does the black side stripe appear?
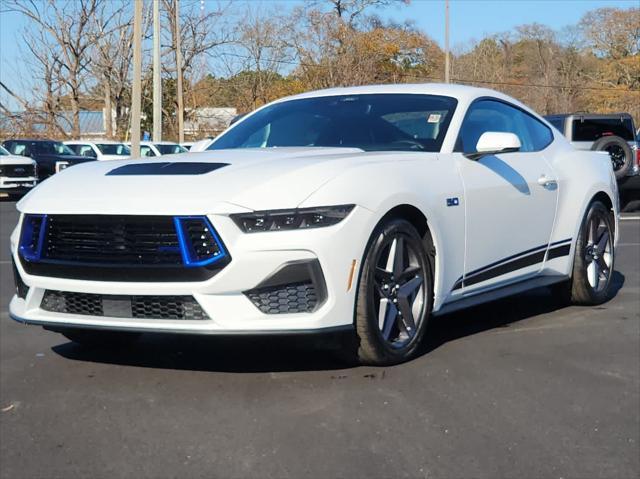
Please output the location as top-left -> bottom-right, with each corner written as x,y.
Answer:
452,238 -> 572,290
547,243 -> 571,260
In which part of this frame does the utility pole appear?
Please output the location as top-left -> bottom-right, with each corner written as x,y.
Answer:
175,0 -> 184,143
130,0 -> 143,157
444,0 -> 450,83
153,0 -> 162,142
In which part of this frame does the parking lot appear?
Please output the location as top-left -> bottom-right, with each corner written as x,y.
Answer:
0,199 -> 638,479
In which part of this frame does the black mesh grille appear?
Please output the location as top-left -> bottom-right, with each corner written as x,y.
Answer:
2,164 -> 36,177
42,291 -> 103,316
131,296 -> 209,320
245,282 -> 318,314
43,215 -> 182,265
41,290 -> 209,320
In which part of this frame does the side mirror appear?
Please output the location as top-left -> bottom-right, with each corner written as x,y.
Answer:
465,132 -> 521,160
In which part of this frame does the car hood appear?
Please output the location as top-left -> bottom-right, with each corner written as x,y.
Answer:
0,155 -> 36,166
18,147 -> 412,215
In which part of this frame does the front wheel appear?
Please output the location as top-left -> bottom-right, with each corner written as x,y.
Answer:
560,200 -> 615,305
352,218 -> 434,365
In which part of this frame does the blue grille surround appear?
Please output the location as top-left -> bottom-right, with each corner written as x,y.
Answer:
173,216 -> 227,267
18,214 -> 47,262
18,214 -> 229,281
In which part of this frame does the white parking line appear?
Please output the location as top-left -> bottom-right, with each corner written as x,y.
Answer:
620,216 -> 640,221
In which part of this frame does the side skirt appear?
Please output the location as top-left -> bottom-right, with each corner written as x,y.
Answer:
434,275 -> 567,317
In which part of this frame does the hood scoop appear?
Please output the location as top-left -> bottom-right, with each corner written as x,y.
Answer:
106,162 -> 229,176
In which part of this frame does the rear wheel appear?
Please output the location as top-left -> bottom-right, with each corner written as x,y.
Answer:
352,218 -> 433,365
557,200 -> 615,305
58,329 -> 141,349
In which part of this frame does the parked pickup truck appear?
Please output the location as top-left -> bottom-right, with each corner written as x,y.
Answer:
0,144 -> 37,198
2,139 -> 95,180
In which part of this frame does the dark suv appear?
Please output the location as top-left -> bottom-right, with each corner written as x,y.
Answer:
2,139 -> 95,180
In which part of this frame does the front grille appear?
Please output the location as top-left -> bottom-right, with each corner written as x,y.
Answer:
41,290 -> 209,320
246,282 -> 319,314
2,164 -> 36,178
43,215 -> 182,265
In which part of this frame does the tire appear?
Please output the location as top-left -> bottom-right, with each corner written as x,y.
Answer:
352,218 -> 434,366
562,200 -> 615,305
59,328 -> 141,349
591,136 -> 633,180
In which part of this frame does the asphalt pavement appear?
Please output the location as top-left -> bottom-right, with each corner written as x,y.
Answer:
0,199 -> 638,479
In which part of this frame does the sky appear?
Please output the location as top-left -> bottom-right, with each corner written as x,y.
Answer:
0,0 -> 637,109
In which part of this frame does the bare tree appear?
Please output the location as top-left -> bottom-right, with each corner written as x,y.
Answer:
6,0 -> 102,137
90,1 -> 134,138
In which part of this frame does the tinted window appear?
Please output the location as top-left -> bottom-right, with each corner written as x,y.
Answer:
96,143 -> 131,155
458,100 -> 552,153
155,144 -> 187,155
0,145 -> 8,156
572,118 -> 634,142
209,94 -> 458,152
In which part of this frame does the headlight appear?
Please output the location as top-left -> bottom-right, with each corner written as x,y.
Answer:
0,166 -> 4,175
230,205 -> 355,233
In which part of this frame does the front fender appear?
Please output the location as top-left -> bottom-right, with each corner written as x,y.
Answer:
301,155 -> 466,310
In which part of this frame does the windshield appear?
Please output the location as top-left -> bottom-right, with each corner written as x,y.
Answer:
96,143 -> 131,155
0,145 -> 8,156
209,94 -> 458,152
155,144 -> 187,155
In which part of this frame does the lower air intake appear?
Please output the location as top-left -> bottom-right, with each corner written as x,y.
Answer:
246,282 -> 319,314
41,291 -> 209,320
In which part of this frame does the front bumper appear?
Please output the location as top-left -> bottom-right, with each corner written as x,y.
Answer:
0,177 -> 37,194
10,207 -> 374,334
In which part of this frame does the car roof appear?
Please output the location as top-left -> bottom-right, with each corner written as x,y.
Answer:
279,83 -> 515,104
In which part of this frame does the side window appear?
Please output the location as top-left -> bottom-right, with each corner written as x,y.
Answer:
77,145 -> 97,158
524,114 -> 553,150
8,142 -> 29,156
140,145 -> 155,157
458,100 -> 552,153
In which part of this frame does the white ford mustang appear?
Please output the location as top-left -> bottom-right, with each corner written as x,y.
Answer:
10,84 -> 619,365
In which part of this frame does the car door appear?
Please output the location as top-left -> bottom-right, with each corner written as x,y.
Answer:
454,99 -> 558,293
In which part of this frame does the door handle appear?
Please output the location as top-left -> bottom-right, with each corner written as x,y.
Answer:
537,175 -> 557,188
